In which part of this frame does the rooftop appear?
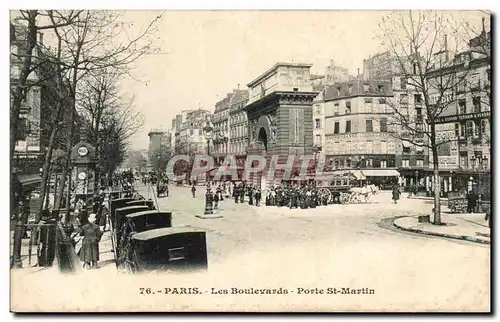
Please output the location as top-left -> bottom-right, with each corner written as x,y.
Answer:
247,62 -> 313,87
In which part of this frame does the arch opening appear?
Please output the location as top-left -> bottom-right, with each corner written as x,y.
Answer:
257,127 -> 268,153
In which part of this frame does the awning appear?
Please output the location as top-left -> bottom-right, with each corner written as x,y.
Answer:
207,165 -> 245,177
322,170 -> 366,181
402,141 -> 412,148
362,169 -> 400,177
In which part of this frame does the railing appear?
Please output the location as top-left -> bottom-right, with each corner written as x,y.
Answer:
11,221 -> 82,273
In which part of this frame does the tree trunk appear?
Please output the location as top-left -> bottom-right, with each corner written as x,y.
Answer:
37,127 -> 58,219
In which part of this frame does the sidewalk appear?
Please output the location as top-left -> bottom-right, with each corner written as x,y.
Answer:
74,228 -> 116,272
393,213 -> 490,244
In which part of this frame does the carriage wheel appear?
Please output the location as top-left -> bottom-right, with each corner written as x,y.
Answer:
318,188 -> 332,204
339,193 -> 349,204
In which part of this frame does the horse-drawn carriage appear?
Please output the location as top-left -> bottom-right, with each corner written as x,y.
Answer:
107,192 -> 208,273
156,182 -> 169,198
316,170 -> 379,204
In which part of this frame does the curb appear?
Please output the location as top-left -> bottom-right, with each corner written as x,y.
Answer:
393,218 -> 490,245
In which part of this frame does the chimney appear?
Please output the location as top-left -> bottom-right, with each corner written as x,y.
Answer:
237,83 -> 240,90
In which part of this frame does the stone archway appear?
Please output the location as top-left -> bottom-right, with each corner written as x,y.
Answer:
258,127 -> 268,153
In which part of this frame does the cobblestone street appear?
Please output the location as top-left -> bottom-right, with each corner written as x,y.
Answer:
14,184 -> 490,312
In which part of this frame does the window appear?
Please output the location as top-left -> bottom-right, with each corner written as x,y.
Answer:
345,101 -> 352,114
458,122 -> 466,137
381,141 -> 387,153
366,159 -> 373,167
378,98 -> 387,104
487,68 -> 491,83
348,84 -> 353,94
189,129 -> 194,136
336,87 -> 341,96
334,103 -> 339,116
363,84 -> 370,93
366,141 -> 373,153
459,99 -> 466,114
401,77 -> 407,90
416,159 -> 424,167
346,159 -> 352,168
481,119 -> 489,134
377,85 -> 385,93
345,120 -> 351,133
414,94 -> 422,104
314,134 -> 322,147
315,118 -> 321,129
460,152 -> 468,168
473,97 -> 481,113
402,159 -> 410,167
469,73 -> 480,90
334,160 -> 339,169
474,120 -> 481,137
400,94 -> 408,105
380,118 -> 387,132
466,121 -> 474,136
366,120 -> 373,132
364,98 -> 373,103
315,105 -> 321,115
380,160 -> 387,168
416,107 -> 422,116
334,122 -> 340,134
199,129 -> 203,135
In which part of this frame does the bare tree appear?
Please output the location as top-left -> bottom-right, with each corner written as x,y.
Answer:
43,10 -> 162,215
377,10 -> 489,224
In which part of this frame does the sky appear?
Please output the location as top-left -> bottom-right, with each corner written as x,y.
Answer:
118,10 -> 487,150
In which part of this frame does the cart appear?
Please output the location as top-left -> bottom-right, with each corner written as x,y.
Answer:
315,170 -> 365,204
447,191 -> 468,213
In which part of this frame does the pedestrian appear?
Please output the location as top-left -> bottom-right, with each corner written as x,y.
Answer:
191,184 -> 196,198
213,191 -> 219,210
78,213 -> 103,270
467,192 -> 474,213
392,184 -> 401,204
255,189 -> 261,207
485,208 -> 491,228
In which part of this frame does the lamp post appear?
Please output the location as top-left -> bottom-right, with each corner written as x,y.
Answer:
195,121 -> 222,219
204,122 -> 213,213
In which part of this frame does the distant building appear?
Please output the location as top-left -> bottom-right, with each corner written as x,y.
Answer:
10,25 -> 44,173
229,88 -> 249,165
212,93 -> 232,163
427,29 -> 491,196
323,79 -> 401,186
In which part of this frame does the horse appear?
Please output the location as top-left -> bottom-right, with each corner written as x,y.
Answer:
348,184 -> 379,203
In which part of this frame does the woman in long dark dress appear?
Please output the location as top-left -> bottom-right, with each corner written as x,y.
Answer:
392,185 -> 401,204
79,213 -> 103,269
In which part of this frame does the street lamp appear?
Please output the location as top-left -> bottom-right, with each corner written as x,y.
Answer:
203,121 -> 214,216
203,121 -> 214,156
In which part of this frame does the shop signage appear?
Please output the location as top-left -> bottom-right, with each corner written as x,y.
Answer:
434,111 -> 490,124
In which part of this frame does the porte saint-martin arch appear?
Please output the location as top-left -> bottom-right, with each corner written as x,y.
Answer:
244,63 -> 319,190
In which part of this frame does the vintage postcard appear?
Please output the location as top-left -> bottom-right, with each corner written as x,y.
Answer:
9,9 -> 491,312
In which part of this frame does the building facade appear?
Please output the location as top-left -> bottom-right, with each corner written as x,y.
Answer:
229,89 -> 249,165
324,80 -> 400,186
11,25 -> 43,173
212,93 -> 231,163
172,109 -> 212,156
429,30 -> 491,196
